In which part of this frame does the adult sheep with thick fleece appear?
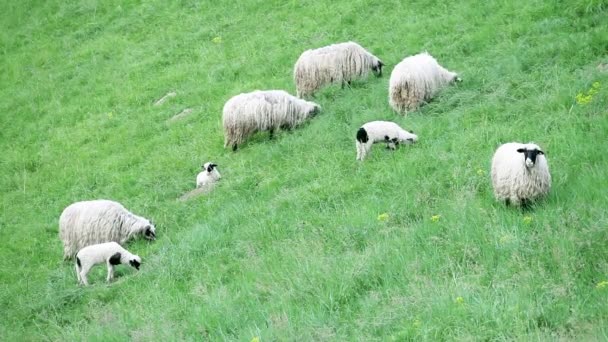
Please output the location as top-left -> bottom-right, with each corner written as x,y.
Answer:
491,142 -> 551,207
223,90 -> 321,151
389,52 -> 461,114
294,41 -> 384,98
356,121 -> 418,161
75,242 -> 141,286
59,199 -> 156,259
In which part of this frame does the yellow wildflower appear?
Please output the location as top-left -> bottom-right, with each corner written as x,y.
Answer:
212,36 -> 222,44
592,81 -> 601,89
476,169 -> 485,176
107,111 -> 113,119
431,215 -> 441,223
455,296 -> 464,304
377,213 -> 389,222
596,281 -> 608,289
413,319 -> 421,328
251,337 -> 260,342
523,216 -> 532,225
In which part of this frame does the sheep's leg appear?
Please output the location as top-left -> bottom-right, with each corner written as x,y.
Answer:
269,128 -> 274,140
106,263 -> 115,282
356,142 -> 361,160
75,263 -> 81,284
79,265 -> 92,286
232,144 -> 238,152
521,199 -> 532,211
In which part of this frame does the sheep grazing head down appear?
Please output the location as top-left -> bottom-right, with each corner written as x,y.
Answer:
371,59 -> 385,77
308,103 -> 321,117
517,145 -> 545,168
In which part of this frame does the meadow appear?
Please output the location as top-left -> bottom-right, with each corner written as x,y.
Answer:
1,0 -> 608,340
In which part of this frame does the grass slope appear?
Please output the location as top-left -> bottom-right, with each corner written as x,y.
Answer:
1,0 -> 608,340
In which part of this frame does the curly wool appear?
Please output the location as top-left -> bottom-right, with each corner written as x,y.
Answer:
294,41 -> 383,98
389,52 -> 459,114
59,200 -> 155,259
222,90 -> 320,150
491,142 -> 551,206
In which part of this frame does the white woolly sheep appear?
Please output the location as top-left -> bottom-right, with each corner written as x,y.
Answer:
196,162 -> 221,188
223,90 -> 321,151
356,121 -> 418,161
491,142 -> 551,207
294,41 -> 384,98
389,52 -> 461,114
59,200 -> 156,259
75,242 -> 141,286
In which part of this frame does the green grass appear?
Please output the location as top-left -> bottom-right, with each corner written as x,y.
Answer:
1,0 -> 608,340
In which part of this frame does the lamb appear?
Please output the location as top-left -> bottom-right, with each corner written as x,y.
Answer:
59,200 -> 156,259
196,162 -> 221,188
294,41 -> 384,98
223,90 -> 321,151
491,142 -> 551,207
389,52 -> 461,114
356,121 -> 418,161
75,242 -> 141,286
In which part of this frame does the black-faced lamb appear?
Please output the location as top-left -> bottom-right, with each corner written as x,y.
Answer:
59,199 -> 156,259
294,41 -> 384,98
197,162 -> 221,188
356,121 -> 418,161
491,142 -> 551,207
222,90 -> 320,151
75,242 -> 141,286
389,52 -> 461,115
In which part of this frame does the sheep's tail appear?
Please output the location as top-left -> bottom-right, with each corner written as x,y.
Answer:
356,127 -> 368,143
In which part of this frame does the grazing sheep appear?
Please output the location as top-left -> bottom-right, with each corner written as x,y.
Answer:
294,41 -> 384,98
356,121 -> 418,161
491,142 -> 551,207
389,52 -> 461,114
75,242 -> 141,286
223,90 -> 321,151
59,200 -> 156,259
197,162 -> 221,188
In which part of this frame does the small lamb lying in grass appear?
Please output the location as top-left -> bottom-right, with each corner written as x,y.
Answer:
75,242 -> 141,286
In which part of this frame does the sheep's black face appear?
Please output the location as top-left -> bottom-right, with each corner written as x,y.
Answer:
453,74 -> 463,83
129,259 -> 141,270
144,224 -> 156,240
517,148 -> 544,168
206,163 -> 217,173
309,105 -> 320,117
372,60 -> 384,77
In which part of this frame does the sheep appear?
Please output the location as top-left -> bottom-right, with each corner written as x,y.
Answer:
59,200 -> 156,259
491,142 -> 551,207
196,162 -> 221,188
294,41 -> 384,98
75,242 -> 141,286
356,121 -> 418,161
389,52 -> 461,115
223,90 -> 321,151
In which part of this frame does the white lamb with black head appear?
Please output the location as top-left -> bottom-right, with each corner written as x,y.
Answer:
356,121 -> 418,161
197,162 -> 221,188
294,41 -> 384,98
389,52 -> 461,115
223,90 -> 321,151
75,242 -> 141,286
491,142 -> 551,207
59,200 -> 156,259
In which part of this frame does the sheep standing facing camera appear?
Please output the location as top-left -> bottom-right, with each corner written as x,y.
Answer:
197,162 -> 221,188
356,121 -> 418,161
491,142 -> 551,207
294,41 -> 384,98
59,200 -> 156,259
389,52 -> 461,114
75,242 -> 141,286
223,90 -> 321,151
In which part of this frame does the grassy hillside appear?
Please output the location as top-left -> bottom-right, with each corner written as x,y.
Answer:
1,0 -> 608,340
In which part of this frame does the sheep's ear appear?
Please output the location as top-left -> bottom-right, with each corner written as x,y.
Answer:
538,150 -> 544,155
409,130 -> 414,134
516,148 -> 526,153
